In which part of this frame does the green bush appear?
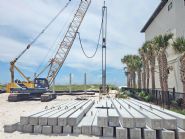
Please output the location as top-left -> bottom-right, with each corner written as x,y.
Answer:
138,91 -> 146,98
116,91 -> 128,99
171,108 -> 185,115
170,100 -> 177,106
176,98 -> 184,107
138,91 -> 152,102
144,95 -> 152,102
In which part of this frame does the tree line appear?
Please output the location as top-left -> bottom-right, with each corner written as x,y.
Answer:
121,34 -> 185,93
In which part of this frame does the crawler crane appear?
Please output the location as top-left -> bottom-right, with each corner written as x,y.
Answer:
7,0 -> 91,101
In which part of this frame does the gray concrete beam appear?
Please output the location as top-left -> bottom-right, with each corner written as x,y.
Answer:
53,126 -> 62,134
106,99 -> 114,108
117,99 -> 146,128
92,115 -> 102,136
128,99 -> 177,130
130,128 -> 141,139
103,126 -> 114,137
47,101 -> 83,126
108,109 -> 120,127
39,101 -> 79,125
123,100 -> 163,130
28,101 -> 71,125
131,98 -> 185,130
4,123 -> 17,133
73,126 -> 81,134
17,123 -> 23,132
42,125 -> 52,134
20,101 -> 68,125
81,126 -> 92,135
96,100 -> 107,108
22,125 -> 33,133
97,109 -> 108,127
112,99 -> 134,128
176,128 -> 185,139
34,125 -> 42,134
63,125 -> 72,134
68,100 -> 94,126
116,127 -> 127,139
144,127 -> 156,139
58,100 -> 89,126
78,104 -> 98,135
159,129 -> 175,139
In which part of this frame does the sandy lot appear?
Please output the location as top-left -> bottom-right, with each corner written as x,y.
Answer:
0,93 -> 115,139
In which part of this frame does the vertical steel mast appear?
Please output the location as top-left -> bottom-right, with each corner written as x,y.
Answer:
102,1 -> 107,94
47,0 -> 91,86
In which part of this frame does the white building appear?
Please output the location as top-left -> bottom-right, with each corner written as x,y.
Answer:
141,0 -> 185,92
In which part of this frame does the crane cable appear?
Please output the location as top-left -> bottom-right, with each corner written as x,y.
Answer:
29,0 -> 71,46
34,2 -> 76,75
77,10 -> 104,59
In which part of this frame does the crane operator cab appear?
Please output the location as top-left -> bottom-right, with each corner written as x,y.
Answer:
34,78 -> 49,89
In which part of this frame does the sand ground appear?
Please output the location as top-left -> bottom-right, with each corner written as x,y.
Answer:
0,92 -> 116,139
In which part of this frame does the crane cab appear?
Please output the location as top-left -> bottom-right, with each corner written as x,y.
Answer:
34,78 -> 49,89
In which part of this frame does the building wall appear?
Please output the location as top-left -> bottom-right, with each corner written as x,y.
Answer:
144,0 -> 185,92
145,0 -> 176,41
175,0 -> 185,37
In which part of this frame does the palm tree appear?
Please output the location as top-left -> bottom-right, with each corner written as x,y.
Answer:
122,55 -> 142,89
124,67 -> 130,88
139,42 -> 150,89
142,41 -> 150,90
122,55 -> 132,88
134,55 -> 142,89
154,33 -> 173,93
145,40 -> 157,90
139,48 -> 146,89
172,37 -> 185,93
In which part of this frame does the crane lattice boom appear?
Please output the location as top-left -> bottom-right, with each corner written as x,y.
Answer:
47,0 -> 91,85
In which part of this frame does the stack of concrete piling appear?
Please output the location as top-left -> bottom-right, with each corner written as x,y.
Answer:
4,98 -> 185,139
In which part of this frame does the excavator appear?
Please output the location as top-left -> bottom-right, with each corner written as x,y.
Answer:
6,0 -> 92,102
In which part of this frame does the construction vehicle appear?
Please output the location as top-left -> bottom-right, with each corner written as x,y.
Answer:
7,0 -> 92,102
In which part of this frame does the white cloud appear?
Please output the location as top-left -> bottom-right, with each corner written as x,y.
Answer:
0,0 -> 161,84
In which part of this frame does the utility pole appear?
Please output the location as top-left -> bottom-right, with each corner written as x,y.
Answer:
101,1 -> 108,98
84,73 -> 87,94
52,71 -> 55,93
69,73 -> 72,94
52,78 -> 55,93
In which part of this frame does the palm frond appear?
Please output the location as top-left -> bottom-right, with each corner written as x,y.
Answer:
172,37 -> 185,54
154,33 -> 173,50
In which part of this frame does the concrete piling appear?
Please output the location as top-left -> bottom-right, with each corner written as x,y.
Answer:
3,98 -> 185,139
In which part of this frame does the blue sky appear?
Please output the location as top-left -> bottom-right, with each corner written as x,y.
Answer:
0,0 -> 160,86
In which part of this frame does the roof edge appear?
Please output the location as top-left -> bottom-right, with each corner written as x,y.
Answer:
141,0 -> 168,33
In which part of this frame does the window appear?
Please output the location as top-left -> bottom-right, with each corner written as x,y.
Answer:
168,2 -> 173,11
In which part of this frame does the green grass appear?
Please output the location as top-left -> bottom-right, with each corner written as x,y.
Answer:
52,84 -> 118,91
0,85 -> 4,89
171,108 -> 185,115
